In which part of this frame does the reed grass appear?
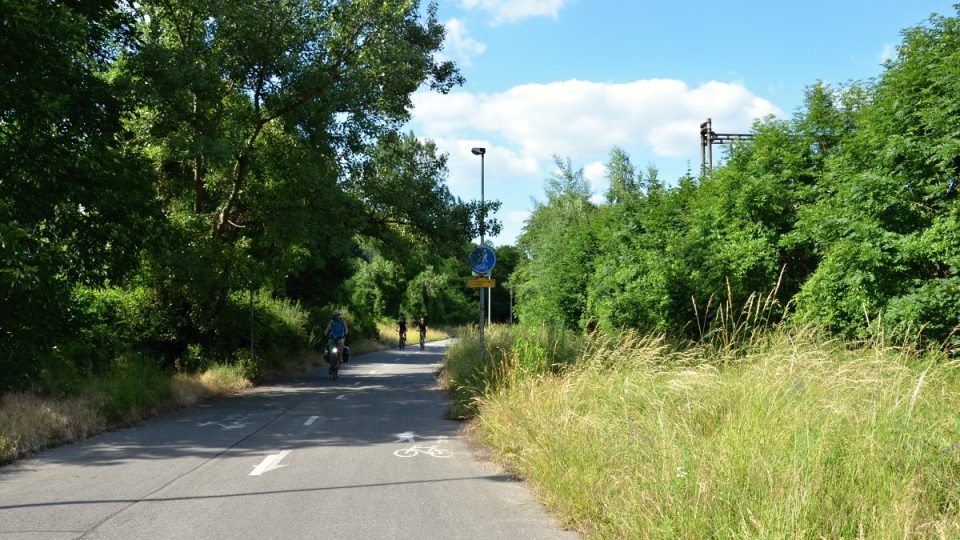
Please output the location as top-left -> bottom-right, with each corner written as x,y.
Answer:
447,324 -> 960,538
0,392 -> 104,465
442,324 -> 578,418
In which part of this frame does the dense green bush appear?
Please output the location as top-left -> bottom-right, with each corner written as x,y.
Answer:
217,289 -> 310,369
71,285 -> 311,379
882,277 -> 960,349
443,324 -> 579,418
401,265 -> 474,325
96,355 -> 173,424
345,254 -> 403,320
72,285 -> 178,371
774,15 -> 959,344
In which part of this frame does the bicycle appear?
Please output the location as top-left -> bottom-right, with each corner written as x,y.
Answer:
325,337 -> 343,380
419,330 -> 425,350
399,330 -> 406,350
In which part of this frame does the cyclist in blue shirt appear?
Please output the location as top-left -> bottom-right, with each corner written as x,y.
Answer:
324,310 -> 349,374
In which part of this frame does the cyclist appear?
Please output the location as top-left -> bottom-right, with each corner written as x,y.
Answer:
324,310 -> 349,375
417,316 -> 427,350
397,315 -> 407,349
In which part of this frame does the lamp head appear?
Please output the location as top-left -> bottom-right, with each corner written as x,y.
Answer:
471,147 -> 486,156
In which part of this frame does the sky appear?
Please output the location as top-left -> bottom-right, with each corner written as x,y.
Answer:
405,0 -> 958,246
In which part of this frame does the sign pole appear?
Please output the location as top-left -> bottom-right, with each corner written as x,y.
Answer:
471,148 -> 486,363
470,149 -> 497,364
468,253 -> 496,360
479,151 -> 484,363
249,282 -> 255,361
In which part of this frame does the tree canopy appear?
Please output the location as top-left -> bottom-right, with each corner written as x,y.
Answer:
511,7 -> 960,348
0,0 -> 491,391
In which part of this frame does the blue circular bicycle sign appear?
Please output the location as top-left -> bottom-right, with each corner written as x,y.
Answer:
470,246 -> 496,274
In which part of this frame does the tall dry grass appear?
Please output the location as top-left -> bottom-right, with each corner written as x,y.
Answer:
691,269 -> 791,358
467,327 -> 960,538
0,393 -> 104,464
169,365 -> 252,407
0,362 -> 253,465
443,323 -> 578,418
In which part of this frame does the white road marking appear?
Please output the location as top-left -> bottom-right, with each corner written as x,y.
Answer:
304,416 -> 318,426
392,432 -> 449,443
336,395 -> 347,400
250,450 -> 291,476
393,445 -> 453,458
369,370 -> 378,374
197,414 -> 253,430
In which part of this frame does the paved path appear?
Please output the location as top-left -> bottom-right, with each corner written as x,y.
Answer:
0,340 -> 578,539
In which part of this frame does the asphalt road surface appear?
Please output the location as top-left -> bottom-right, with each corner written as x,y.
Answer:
0,340 -> 579,539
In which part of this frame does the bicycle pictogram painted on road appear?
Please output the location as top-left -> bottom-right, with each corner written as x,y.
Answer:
393,445 -> 453,458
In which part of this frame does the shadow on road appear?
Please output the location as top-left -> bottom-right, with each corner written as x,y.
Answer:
0,343 -> 461,473
0,473 -> 517,511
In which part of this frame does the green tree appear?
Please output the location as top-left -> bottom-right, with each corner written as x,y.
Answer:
515,157 -> 597,329
587,151 -> 692,333
346,251 -> 402,320
348,131 -> 487,261
402,262 -> 473,324
490,245 -> 523,323
604,146 -> 640,204
0,1 -> 157,388
114,0 -> 463,356
793,11 -> 960,342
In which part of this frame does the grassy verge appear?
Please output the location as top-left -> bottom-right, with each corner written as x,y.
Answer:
0,357 -> 254,465
444,325 -> 960,538
441,323 -> 578,419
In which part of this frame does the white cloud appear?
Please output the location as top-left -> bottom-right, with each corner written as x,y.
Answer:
507,210 -> 531,225
460,0 -> 569,25
879,43 -> 896,63
443,18 -> 487,66
410,78 -> 781,244
583,161 -> 606,203
412,78 -> 782,161
429,137 -> 541,191
501,210 -> 532,245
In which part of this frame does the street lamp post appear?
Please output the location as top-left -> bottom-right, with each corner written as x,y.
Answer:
471,147 -> 486,361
